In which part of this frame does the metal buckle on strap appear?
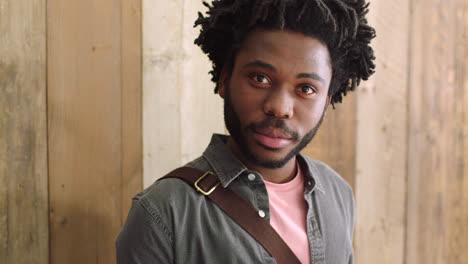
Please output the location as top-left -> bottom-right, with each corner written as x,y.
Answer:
194,171 -> 220,195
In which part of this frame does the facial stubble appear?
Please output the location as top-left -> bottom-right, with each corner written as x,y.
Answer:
224,84 -> 326,169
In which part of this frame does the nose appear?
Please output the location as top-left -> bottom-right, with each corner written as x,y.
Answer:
262,87 -> 294,119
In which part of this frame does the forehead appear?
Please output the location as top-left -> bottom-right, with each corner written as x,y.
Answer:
235,29 -> 332,71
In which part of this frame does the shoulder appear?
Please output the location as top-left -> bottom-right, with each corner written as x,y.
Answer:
117,156 -> 216,263
134,155 -> 211,219
139,156 -> 208,196
136,177 -> 193,211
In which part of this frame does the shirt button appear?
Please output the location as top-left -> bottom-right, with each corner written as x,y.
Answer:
258,210 -> 266,218
248,173 -> 256,181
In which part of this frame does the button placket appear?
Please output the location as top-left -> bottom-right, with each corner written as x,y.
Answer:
246,171 -> 270,222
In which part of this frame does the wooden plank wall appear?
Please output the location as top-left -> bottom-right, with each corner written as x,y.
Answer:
47,0 -> 141,263
406,0 -> 468,263
0,1 -> 48,263
1,0 -> 467,263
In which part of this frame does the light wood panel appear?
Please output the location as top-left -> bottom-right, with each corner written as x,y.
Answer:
143,0 -> 224,187
406,0 -> 468,263
0,0 -> 48,263
354,0 -> 410,263
143,0 -> 183,186
47,0 -> 141,263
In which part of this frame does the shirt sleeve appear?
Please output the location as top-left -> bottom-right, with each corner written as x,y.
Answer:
115,199 -> 174,264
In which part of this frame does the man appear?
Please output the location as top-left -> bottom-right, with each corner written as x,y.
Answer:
116,0 -> 375,263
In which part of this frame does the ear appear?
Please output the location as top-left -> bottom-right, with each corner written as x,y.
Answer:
218,66 -> 230,99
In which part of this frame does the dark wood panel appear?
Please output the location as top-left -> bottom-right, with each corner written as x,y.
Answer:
0,0 -> 49,263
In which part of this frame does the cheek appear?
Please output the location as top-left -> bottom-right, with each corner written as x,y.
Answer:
295,102 -> 326,130
229,82 -> 265,119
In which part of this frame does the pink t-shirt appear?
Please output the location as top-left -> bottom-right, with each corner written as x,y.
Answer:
264,165 -> 310,264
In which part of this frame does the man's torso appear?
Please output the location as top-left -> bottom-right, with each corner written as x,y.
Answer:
116,134 -> 355,264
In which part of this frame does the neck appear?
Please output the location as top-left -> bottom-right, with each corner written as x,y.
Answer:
227,138 -> 297,184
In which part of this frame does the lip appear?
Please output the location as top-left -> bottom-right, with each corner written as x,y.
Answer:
255,127 -> 292,139
252,128 -> 292,149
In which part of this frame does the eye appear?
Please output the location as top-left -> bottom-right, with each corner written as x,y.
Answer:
249,73 -> 271,85
298,85 -> 317,96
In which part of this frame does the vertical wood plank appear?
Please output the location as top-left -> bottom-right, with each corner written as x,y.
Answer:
143,0 -> 183,187
303,93 -> 357,188
463,1 -> 468,262
406,0 -> 468,263
0,0 -> 48,263
449,2 -> 468,262
463,2 -> 468,263
354,0 -> 410,263
143,0 -> 224,187
47,0 -> 140,262
121,0 -> 143,223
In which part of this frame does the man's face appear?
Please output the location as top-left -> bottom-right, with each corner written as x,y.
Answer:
219,29 -> 332,169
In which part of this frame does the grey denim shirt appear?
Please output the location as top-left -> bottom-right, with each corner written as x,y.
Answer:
116,134 -> 355,264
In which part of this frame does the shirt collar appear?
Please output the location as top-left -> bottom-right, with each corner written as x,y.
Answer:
202,134 -> 325,194
202,134 -> 247,188
297,154 -> 326,194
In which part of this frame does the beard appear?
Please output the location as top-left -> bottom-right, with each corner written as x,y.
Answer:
224,84 -> 326,169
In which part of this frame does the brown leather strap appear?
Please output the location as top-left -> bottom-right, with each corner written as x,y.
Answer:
160,167 -> 301,264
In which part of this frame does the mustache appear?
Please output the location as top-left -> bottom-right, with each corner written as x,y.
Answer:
246,118 -> 300,141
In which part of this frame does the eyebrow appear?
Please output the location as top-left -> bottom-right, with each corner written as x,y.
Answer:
297,73 -> 326,84
244,60 -> 277,72
244,59 -> 325,84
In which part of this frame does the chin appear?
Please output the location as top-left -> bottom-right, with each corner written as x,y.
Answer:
244,143 -> 297,169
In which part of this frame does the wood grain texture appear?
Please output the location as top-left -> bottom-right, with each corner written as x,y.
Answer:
463,1 -> 468,263
463,1 -> 468,262
406,0 -> 468,263
47,0 -> 141,263
143,0 -> 224,187
0,0 -> 49,263
303,93 -> 357,188
354,0 -> 410,263
121,0 -> 143,224
143,0 -> 183,187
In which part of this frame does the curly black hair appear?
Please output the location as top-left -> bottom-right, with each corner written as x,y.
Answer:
194,0 -> 376,105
